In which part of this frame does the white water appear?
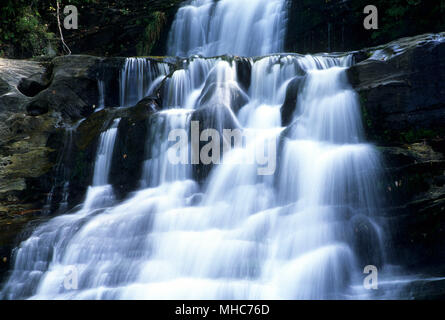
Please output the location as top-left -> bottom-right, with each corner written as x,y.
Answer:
168,0 -> 288,57
120,58 -> 170,107
92,119 -> 121,187
1,54 -> 387,299
97,80 -> 105,111
1,0 -> 392,300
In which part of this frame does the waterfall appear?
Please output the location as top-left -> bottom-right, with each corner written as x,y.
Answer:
1,117 -> 122,299
42,127 -> 75,215
92,119 -> 121,187
168,0 -> 288,57
1,0 -> 396,300
120,58 -> 170,107
97,80 -> 105,111
1,54 -> 388,299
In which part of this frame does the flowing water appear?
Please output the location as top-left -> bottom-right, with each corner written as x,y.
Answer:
120,58 -> 170,107
0,0 -> 401,299
168,0 -> 288,57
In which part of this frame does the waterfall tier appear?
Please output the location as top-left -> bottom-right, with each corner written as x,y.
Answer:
168,0 -> 288,57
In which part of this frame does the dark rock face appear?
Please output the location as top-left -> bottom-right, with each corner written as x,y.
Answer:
24,56 -> 103,121
349,214 -> 384,270
89,57 -> 125,109
60,0 -> 184,57
378,144 -> 445,273
133,96 -> 161,113
0,58 -> 62,220
191,103 -> 240,182
235,58 -> 252,92
285,0 -> 444,54
347,33 -> 445,275
281,75 -> 306,126
348,33 -> 445,145
0,59 -> 44,113
17,70 -> 51,97
0,55 -> 128,283
109,102 -> 160,199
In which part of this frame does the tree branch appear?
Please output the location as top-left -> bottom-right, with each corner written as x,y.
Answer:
57,0 -> 71,55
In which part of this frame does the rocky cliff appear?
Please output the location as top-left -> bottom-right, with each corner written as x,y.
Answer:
347,33 -> 445,278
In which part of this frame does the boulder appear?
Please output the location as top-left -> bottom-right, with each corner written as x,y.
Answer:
134,96 -> 161,113
17,71 -> 51,97
347,33 -> 445,145
24,55 -> 109,121
280,75 -> 306,126
235,58 -> 252,92
109,101 -> 160,199
0,58 -> 45,113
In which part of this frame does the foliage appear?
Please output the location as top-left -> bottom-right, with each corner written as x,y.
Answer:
368,0 -> 444,43
136,12 -> 167,56
0,0 -> 55,58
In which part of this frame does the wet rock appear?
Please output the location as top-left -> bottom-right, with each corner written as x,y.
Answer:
89,57 -> 126,108
25,55 -> 105,121
191,103 -> 241,182
0,55 -> 129,282
109,103 -> 159,199
17,71 -> 51,97
346,35 -> 445,275
197,82 -> 249,113
134,96 -> 161,113
285,0 -> 443,54
347,33 -> 445,144
0,58 -> 44,113
281,75 -> 306,126
235,58 -> 252,92
26,99 -> 50,116
378,142 -> 445,271
26,77 -> 98,120
0,78 -> 9,96
349,214 -> 384,269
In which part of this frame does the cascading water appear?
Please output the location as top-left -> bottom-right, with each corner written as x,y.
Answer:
168,0 -> 288,57
42,127 -> 75,215
120,58 -> 170,107
97,80 -> 105,111
1,0 -> 399,300
0,118 -> 121,299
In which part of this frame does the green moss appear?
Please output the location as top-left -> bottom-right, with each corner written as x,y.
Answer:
76,110 -> 112,150
0,4 -> 56,58
359,93 -> 373,130
400,129 -> 444,144
136,11 -> 167,56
